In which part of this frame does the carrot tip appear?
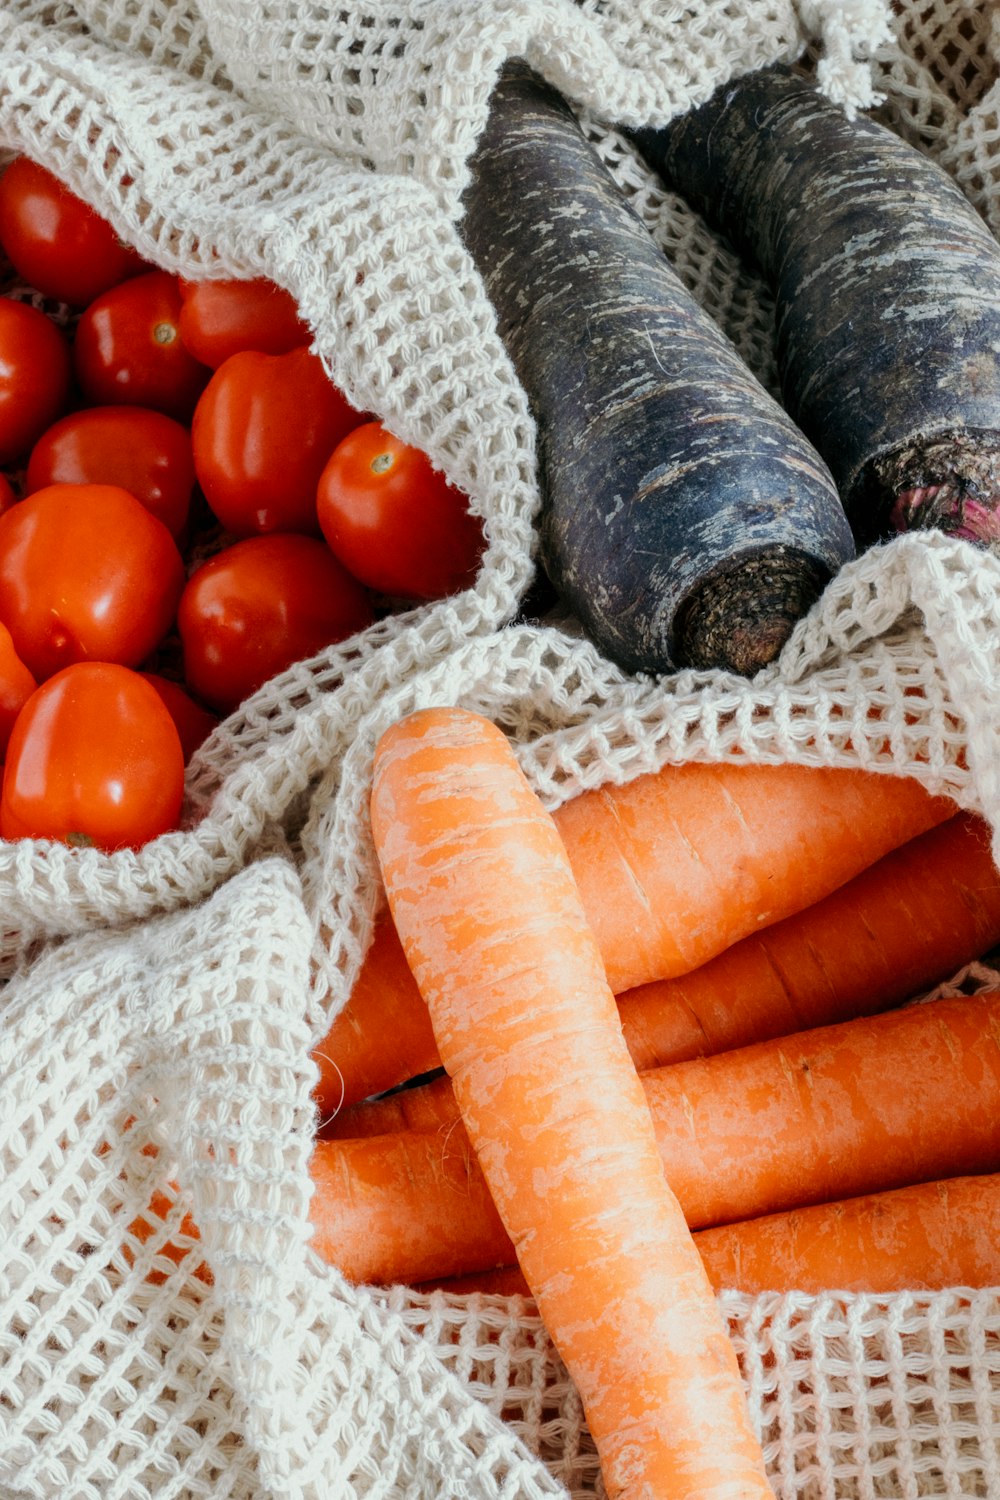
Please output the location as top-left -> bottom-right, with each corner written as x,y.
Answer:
675,547 -> 829,676
875,428 -> 1000,549
892,483 -> 1000,548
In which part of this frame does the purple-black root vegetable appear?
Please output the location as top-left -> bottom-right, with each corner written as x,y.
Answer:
459,60 -> 854,678
629,63 -> 1000,551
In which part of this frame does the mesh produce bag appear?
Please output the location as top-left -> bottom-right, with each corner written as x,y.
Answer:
3,0 -> 1000,1495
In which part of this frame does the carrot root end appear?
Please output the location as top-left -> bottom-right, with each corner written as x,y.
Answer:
873,429 -> 1000,550
675,547 -> 829,676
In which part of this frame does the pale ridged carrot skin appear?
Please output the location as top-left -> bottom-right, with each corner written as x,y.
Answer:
313,760 -> 954,1114
308,992 -> 1000,1286
645,990 -> 1000,1229
368,705 -> 772,1500
417,1173 -> 1000,1299
692,1173 -> 1000,1295
317,809 -> 998,1132
616,811 -> 1000,1070
556,759 -> 954,995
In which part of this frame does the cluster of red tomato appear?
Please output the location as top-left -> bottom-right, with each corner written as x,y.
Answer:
0,158 -> 486,853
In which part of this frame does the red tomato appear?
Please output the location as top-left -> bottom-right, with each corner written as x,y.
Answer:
0,157 -> 146,307
0,662 -> 184,851
73,270 -> 211,421
191,347 -> 364,535
178,278 -> 310,367
316,422 -> 486,599
177,533 -> 374,715
0,482 -> 185,681
25,406 -> 195,538
139,673 -> 218,763
0,473 -> 16,517
0,298 -> 71,464
0,620 -> 36,757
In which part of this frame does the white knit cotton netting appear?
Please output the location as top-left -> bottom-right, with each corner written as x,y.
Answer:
3,1 -> 1000,1496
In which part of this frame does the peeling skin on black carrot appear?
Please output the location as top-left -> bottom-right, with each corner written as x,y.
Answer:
629,64 -> 1000,554
460,60 -> 853,678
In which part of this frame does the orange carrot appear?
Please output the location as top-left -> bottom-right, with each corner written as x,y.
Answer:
321,1070 -> 456,1140
310,774 -> 953,1116
692,1173 -> 1000,1295
312,913 -> 438,1122
307,991 -> 1000,1286
551,758 -> 952,993
142,1169 -> 1000,1300
324,811 -> 1000,1140
309,1125 -> 509,1286
368,705 -> 772,1500
421,1264 -> 534,1297
417,1173 -> 1000,1298
617,810 -> 1000,1071
125,1188 -> 210,1286
641,989 -> 1000,1229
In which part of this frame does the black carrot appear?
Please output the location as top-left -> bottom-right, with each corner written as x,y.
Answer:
459,60 -> 854,677
630,63 -> 1000,549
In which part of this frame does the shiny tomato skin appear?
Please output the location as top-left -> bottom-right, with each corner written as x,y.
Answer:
0,620 -> 36,757
0,482 -> 185,681
0,298 -> 72,464
139,672 -> 218,763
178,533 -> 374,715
316,422 -> 486,600
191,347 -> 364,535
73,271 -> 211,422
178,278 -> 310,367
0,158 -> 146,307
0,662 -> 184,851
25,405 -> 194,538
